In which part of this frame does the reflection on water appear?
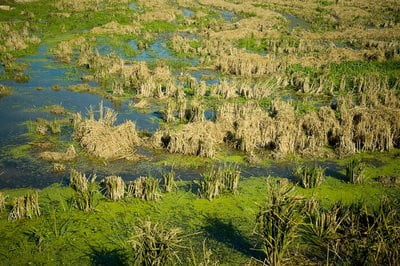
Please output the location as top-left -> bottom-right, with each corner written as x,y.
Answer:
181,8 -> 195,18
220,10 -> 238,22
128,2 -> 140,12
283,13 -> 311,30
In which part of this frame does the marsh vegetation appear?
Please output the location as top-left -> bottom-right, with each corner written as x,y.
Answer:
0,0 -> 400,264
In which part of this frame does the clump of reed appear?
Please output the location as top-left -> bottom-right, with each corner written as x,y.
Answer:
76,45 -> 177,99
100,176 -> 125,201
52,163 -> 66,173
1,22 -> 40,53
33,118 -> 64,136
187,100 -> 205,123
52,40 -> 73,63
221,164 -> 240,194
302,202 -> 348,262
293,164 -> 325,188
197,167 -> 222,201
73,102 -> 141,161
69,169 -> 98,212
129,220 -> 183,265
0,85 -> 12,98
254,180 -> 304,265
303,197 -> 400,265
54,0 -> 99,11
197,164 -> 240,200
215,95 -> 400,158
163,100 -> 176,123
127,176 -> 161,201
161,121 -> 223,158
39,145 -> 77,162
215,53 -> 285,77
47,119 -> 61,134
345,158 -> 366,184
162,169 -> 176,193
0,192 -> 7,212
8,192 -> 41,221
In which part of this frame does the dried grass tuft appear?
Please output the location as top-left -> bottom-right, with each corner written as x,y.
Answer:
73,102 -> 141,161
39,145 -> 77,162
100,175 -> 125,201
8,192 -> 40,221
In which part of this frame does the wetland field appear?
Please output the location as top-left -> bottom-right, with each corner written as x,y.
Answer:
0,0 -> 400,264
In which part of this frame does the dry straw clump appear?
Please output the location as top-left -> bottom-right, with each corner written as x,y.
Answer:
0,192 -> 7,212
39,145 -> 77,162
216,93 -> 400,158
0,22 -> 40,52
77,46 -> 179,98
0,85 -> 12,98
215,53 -> 286,77
158,121 -> 224,158
100,175 -> 125,201
8,192 -> 41,221
90,21 -> 138,35
73,102 -> 141,161
52,37 -> 86,63
136,0 -> 180,23
54,0 -> 100,11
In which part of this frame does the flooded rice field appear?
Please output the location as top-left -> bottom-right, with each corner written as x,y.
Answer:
0,0 -> 399,264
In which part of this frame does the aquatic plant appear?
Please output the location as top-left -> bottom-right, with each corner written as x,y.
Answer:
302,202 -> 347,262
345,158 -> 366,184
303,198 -> 400,265
255,180 -> 304,265
69,169 -> 98,212
47,120 -> 62,134
221,164 -> 240,194
0,85 -> 12,98
52,40 -> 73,63
39,145 -> 77,162
100,176 -> 125,201
293,164 -> 325,188
52,163 -> 66,173
197,167 -> 223,201
127,176 -> 161,201
128,220 -> 183,266
8,192 -> 41,221
197,164 -> 241,200
162,169 -> 176,193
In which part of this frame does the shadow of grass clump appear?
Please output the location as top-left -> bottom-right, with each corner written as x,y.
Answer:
202,217 -> 264,260
90,247 -> 129,266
